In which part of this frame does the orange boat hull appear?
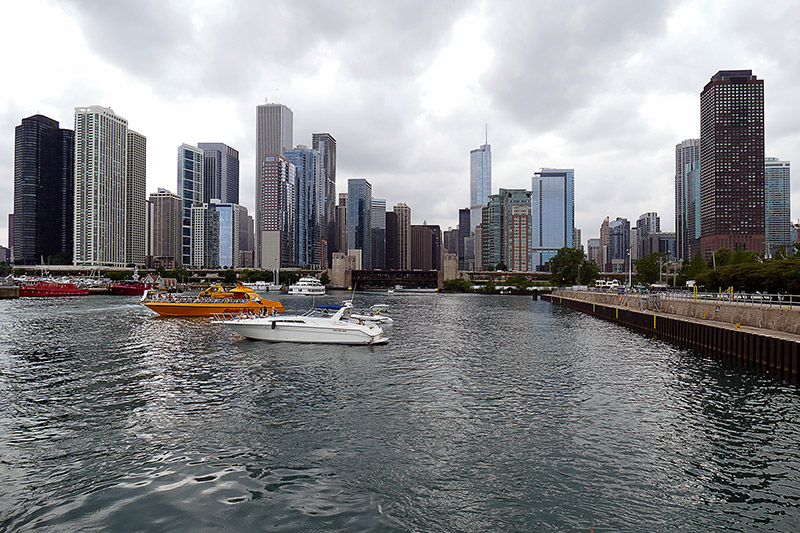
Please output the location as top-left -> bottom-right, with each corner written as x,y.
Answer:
143,300 -> 284,317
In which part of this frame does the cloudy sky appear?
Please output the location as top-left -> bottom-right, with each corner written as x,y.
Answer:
2,0 -> 800,251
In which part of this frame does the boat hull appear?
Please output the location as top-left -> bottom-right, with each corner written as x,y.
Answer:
19,282 -> 89,297
143,300 -> 283,317
223,317 -> 387,345
110,283 -> 150,295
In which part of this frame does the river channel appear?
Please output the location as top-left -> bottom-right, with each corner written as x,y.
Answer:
1,292 -> 798,531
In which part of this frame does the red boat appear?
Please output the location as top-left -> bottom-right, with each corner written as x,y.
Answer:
110,281 -> 152,295
19,281 -> 90,297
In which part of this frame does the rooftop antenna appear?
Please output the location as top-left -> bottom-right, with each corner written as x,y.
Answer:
485,123 -> 488,145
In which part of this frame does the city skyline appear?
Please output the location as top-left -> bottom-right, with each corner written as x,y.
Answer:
2,2 -> 800,251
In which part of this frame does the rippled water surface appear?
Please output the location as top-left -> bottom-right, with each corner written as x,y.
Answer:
1,292 -> 799,531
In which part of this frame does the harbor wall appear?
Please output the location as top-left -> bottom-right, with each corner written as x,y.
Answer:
543,293 -> 799,377
0,286 -> 19,299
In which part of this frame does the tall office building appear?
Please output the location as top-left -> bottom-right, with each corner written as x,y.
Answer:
211,200 -> 241,268
13,114 -> 74,264
470,143 -> 492,233
699,70 -> 765,257
636,212 -> 660,260
336,193 -> 348,259
198,142 -> 239,204
259,155 -> 296,268
255,103 -> 293,268
458,208 -> 470,270
312,133 -> 337,262
371,198 -> 386,270
385,211 -> 398,269
481,195 -> 503,269
393,202 -> 411,269
531,168 -> 574,270
501,189 -> 532,271
126,130 -> 146,266
675,139 -> 700,261
190,202 -> 219,268
177,144 -> 204,266
149,188 -> 182,264
609,217 -> 631,273
587,238 -> 601,267
764,158 -> 792,257
73,106 -> 128,267
686,161 -> 702,258
410,224 -> 441,270
347,179 -> 373,270
285,145 -> 322,267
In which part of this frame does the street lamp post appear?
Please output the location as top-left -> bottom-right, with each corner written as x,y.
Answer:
627,245 -> 633,288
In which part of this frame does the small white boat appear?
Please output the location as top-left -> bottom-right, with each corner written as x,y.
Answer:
216,303 -> 387,345
242,280 -> 282,292
288,276 -> 326,295
343,301 -> 394,325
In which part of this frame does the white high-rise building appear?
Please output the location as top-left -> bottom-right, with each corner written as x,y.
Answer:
255,103 -> 293,268
675,139 -> 700,261
126,130 -> 146,266
178,144 -> 204,266
470,143 -> 491,234
73,106 -> 129,267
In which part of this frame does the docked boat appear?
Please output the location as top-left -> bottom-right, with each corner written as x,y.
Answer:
242,280 -> 282,292
215,303 -> 388,345
287,276 -> 326,295
19,280 -> 89,297
141,284 -> 284,317
110,281 -> 153,295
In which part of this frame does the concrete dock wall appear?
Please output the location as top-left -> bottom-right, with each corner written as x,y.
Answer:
543,293 -> 799,377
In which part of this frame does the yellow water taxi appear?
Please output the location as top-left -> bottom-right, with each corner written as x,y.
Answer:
142,284 -> 284,317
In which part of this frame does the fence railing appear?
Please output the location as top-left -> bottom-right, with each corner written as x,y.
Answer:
553,287 -> 800,310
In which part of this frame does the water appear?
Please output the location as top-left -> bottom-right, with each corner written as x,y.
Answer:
1,292 -> 799,531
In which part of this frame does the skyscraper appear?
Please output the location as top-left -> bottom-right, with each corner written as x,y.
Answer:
371,198 -> 386,270
481,195 -> 503,269
675,138 -> 700,261
149,188 -> 182,264
13,114 -> 74,264
336,193 -> 348,259
764,157 -> 791,257
255,103 -> 293,268
312,133 -> 337,262
259,155 -> 295,268
393,202 -> 411,270
212,200 -> 241,268
699,70 -> 765,257
609,217 -> 631,273
177,144 -> 204,266
501,189 -> 532,271
126,130 -> 146,266
385,211 -> 398,269
190,202 -> 219,268
470,143 -> 492,233
348,179 -> 372,270
458,208 -> 470,270
285,145 -> 323,267
636,212 -> 660,260
531,168 -> 574,270
198,142 -> 239,204
73,106 -> 128,267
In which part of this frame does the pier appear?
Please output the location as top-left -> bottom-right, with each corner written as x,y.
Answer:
543,289 -> 800,377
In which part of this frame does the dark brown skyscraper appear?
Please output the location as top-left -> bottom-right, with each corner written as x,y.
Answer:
698,70 -> 765,257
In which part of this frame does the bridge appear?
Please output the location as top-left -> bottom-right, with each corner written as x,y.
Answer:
351,269 -> 439,286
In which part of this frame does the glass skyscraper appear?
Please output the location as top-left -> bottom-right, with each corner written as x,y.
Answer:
312,133 -> 337,265
348,179 -> 373,270
198,142 -> 239,205
178,144 -> 204,266
285,146 -> 322,268
470,144 -> 491,234
531,168 -> 574,270
764,158 -> 791,257
13,114 -> 74,265
675,139 -> 700,261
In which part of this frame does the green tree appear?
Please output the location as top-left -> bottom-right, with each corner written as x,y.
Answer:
731,245 -> 760,265
708,247 -> 731,269
548,247 -> 598,286
634,253 -> 666,285
319,272 -> 330,285
443,279 -> 472,292
223,269 -> 237,284
496,262 -> 508,271
506,274 -> 533,290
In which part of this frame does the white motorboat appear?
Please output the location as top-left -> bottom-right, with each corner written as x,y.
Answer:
242,280 -> 282,292
216,303 -> 388,345
287,276 -> 326,295
342,301 -> 394,325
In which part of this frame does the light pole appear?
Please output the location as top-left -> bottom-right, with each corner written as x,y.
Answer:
627,245 -> 633,288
